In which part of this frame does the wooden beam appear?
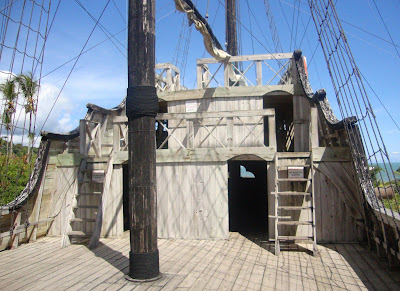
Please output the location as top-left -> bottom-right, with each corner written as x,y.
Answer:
114,109 -> 276,124
312,147 -> 352,162
158,84 -> 301,102
114,147 -> 277,164
196,52 -> 293,64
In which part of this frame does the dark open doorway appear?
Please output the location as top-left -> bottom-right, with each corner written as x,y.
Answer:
228,159 -> 268,233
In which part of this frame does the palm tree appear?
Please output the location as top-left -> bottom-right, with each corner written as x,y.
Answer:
0,79 -> 18,156
15,72 -> 38,158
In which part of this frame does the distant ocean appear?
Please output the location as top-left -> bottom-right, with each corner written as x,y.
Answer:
372,162 -> 400,182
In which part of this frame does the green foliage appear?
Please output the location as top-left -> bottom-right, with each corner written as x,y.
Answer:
0,139 -> 37,205
383,191 -> 400,212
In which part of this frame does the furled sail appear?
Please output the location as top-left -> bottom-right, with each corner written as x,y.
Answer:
174,0 -> 231,61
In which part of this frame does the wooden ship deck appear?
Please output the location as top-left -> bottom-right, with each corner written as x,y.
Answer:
1,0 -> 400,288
1,231 -> 400,290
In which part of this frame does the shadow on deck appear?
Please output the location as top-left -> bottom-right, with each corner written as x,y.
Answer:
1,231 -> 400,290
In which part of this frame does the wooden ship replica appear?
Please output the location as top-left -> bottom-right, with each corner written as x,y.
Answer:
1,0 -> 399,271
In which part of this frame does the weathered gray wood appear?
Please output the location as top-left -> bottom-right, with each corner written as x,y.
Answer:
268,115 -> 277,148
30,172 -> 46,242
312,147 -> 351,161
114,109 -> 275,123
155,63 -> 180,74
9,212 -> 21,249
158,84 -> 300,102
114,147 -> 277,164
311,106 -> 319,147
197,52 -> 293,64
89,155 -> 113,249
113,121 -> 120,152
293,95 -> 310,152
256,60 -> 262,85
80,119 -> 86,156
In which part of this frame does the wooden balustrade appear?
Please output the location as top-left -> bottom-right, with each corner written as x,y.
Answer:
113,109 -> 276,151
196,53 -> 294,89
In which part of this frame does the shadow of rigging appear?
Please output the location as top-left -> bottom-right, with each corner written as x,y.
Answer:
239,231 -> 313,256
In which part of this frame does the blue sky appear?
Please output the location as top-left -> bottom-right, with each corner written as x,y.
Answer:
1,0 -> 399,161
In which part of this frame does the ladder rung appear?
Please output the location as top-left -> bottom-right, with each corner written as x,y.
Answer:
73,205 -> 98,209
277,178 -> 310,182
277,221 -> 312,225
272,191 -> 310,196
70,218 -> 96,223
278,206 -> 312,210
277,236 -> 313,241
269,215 -> 292,220
278,165 -> 310,169
77,192 -> 102,196
67,231 -> 93,237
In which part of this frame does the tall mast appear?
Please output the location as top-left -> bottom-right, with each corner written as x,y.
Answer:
126,0 -> 160,281
226,0 -> 238,56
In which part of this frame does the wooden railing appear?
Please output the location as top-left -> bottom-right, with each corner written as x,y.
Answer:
113,109 -> 276,151
196,53 -> 294,89
79,116 -> 111,157
155,63 -> 181,92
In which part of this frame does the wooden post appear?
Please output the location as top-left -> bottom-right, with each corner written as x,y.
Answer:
80,120 -> 86,156
310,106 -> 319,148
226,0 -> 238,57
256,61 -> 262,85
197,65 -> 203,89
126,0 -> 160,281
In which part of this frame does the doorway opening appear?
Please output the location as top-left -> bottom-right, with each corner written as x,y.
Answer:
228,158 -> 268,233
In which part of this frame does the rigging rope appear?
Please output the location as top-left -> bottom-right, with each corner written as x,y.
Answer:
308,0 -> 400,247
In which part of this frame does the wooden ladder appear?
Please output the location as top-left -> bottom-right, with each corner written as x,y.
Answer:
272,152 -> 317,256
62,154 -> 113,248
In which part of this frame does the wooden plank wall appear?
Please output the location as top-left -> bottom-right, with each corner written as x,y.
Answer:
101,165 -> 124,238
48,167 -> 78,236
156,162 -> 228,239
303,162 -> 363,242
0,141 -> 64,250
167,96 -> 264,149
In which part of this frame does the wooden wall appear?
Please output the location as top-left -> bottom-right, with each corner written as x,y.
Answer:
167,96 -> 264,149
156,162 -> 228,239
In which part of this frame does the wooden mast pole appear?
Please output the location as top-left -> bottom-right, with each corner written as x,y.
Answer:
126,0 -> 160,281
226,0 -> 238,56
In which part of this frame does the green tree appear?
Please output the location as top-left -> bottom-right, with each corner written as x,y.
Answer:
0,79 -> 18,156
14,72 -> 38,159
370,165 -> 384,187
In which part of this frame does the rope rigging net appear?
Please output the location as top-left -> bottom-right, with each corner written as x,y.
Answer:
308,0 -> 400,252
0,0 -> 52,207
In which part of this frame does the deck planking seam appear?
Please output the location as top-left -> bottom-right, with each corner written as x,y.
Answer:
1,234 -> 400,290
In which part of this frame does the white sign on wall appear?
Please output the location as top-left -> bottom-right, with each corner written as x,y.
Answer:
185,100 -> 198,113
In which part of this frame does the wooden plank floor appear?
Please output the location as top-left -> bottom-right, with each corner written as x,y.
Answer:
0,232 -> 399,290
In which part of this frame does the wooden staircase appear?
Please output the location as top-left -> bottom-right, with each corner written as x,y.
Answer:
66,160 -> 102,243
271,152 -> 318,256
62,154 -> 113,248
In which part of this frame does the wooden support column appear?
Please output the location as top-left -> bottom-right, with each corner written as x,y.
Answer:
126,0 -> 160,281
80,120 -> 86,156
